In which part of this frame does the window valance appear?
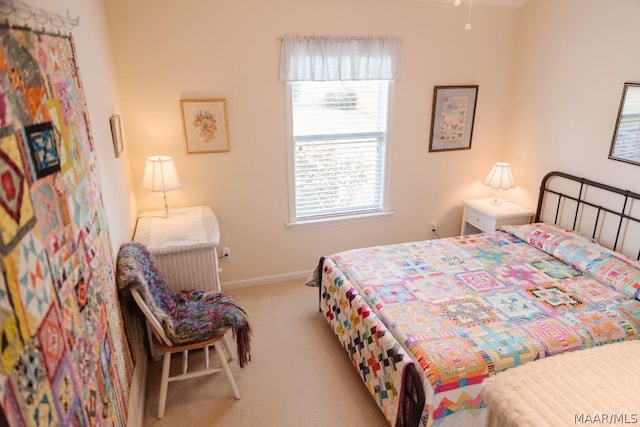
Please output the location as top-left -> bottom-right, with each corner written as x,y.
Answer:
279,35 -> 401,82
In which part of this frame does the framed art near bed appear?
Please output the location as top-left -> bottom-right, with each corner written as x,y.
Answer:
609,82 -> 640,166
181,98 -> 230,154
429,85 -> 478,152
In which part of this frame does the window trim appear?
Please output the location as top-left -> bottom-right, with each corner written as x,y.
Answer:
286,210 -> 395,230
285,81 -> 395,228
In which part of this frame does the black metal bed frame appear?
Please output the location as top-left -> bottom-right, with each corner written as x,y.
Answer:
535,171 -> 640,260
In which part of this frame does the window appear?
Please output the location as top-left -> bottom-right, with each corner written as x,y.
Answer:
289,80 -> 390,221
279,35 -> 400,224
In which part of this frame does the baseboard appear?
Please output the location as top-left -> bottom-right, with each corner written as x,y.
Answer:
221,270 -> 311,290
126,350 -> 148,427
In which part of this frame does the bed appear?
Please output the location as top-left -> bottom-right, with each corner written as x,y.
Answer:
308,171 -> 640,427
480,339 -> 640,427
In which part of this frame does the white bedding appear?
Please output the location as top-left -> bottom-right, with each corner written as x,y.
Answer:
482,340 -> 640,427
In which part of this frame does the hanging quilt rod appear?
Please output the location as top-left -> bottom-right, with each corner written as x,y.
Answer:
0,0 -> 79,32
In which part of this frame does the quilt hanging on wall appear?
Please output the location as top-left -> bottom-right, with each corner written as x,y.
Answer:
0,27 -> 133,425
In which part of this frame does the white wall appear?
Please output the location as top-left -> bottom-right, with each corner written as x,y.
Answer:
104,0 -> 520,285
505,0 -> 640,209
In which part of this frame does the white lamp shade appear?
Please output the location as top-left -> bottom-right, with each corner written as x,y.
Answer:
482,162 -> 515,190
142,156 -> 181,192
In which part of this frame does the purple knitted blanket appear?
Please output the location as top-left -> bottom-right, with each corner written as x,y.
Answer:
116,242 -> 251,367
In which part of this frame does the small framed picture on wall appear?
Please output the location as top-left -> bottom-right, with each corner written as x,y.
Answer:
429,85 -> 479,152
609,82 -> 640,166
180,98 -> 230,154
110,115 -> 124,158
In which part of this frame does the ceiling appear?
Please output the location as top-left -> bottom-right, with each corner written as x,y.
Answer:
401,0 -> 528,6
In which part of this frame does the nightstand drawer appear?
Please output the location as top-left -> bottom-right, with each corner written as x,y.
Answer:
464,206 -> 495,231
461,198 -> 534,235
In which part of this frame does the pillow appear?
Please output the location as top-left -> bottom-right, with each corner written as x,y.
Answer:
501,223 -> 640,299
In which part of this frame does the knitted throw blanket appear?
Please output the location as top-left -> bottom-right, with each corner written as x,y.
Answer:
116,242 -> 252,368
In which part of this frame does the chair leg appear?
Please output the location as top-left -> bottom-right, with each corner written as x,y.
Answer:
204,345 -> 210,369
158,351 -> 172,419
214,342 -> 240,399
182,350 -> 189,374
222,332 -> 235,363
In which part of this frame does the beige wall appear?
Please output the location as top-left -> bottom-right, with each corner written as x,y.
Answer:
100,0 -> 640,286
104,0 -> 520,285
505,0 -> 640,209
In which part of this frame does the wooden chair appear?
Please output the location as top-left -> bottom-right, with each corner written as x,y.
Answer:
116,242 -> 251,419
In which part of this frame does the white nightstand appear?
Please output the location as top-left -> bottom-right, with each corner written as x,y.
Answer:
461,198 -> 534,235
133,205 -> 221,292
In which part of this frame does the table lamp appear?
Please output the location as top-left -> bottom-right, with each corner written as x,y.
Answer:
482,161 -> 515,205
142,155 -> 181,218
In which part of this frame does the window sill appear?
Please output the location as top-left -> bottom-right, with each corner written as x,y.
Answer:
286,211 -> 395,230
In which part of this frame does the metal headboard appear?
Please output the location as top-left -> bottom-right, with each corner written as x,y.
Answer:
535,171 -> 640,260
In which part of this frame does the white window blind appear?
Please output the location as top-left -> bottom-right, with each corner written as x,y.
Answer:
291,80 -> 389,221
280,35 -> 399,223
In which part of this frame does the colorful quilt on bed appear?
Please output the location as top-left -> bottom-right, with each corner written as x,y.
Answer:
318,223 -> 640,426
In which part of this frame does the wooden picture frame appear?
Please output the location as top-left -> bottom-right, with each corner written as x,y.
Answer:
609,82 -> 640,166
180,98 -> 230,154
429,85 -> 479,152
110,114 -> 124,158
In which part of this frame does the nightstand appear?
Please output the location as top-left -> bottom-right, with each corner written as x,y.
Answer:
461,198 -> 534,235
133,205 -> 221,293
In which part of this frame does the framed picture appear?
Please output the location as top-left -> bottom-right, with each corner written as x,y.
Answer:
609,82 -> 640,166
429,85 -> 479,152
110,114 -> 124,158
180,98 -> 230,154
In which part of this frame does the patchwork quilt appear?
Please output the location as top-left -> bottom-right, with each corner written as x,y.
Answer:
0,28 -> 133,425
318,223 -> 640,426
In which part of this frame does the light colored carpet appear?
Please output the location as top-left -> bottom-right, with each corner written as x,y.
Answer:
142,280 -> 390,427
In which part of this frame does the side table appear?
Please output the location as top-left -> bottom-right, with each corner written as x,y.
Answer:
133,205 -> 221,293
461,198 -> 534,235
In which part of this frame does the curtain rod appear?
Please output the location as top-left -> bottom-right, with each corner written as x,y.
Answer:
0,0 -> 79,32
278,35 -> 402,41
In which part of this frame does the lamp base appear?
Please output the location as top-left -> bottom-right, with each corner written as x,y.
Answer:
162,192 -> 171,218
490,190 -> 504,205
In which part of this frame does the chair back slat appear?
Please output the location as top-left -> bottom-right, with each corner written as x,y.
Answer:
131,289 -> 174,347
116,242 -> 179,340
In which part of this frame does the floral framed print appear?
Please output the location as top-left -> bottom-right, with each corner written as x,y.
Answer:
180,98 -> 230,153
429,85 -> 478,152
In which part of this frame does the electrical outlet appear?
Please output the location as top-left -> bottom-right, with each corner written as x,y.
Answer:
430,222 -> 438,233
221,247 -> 231,261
